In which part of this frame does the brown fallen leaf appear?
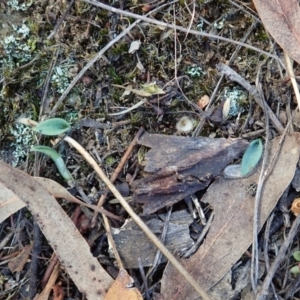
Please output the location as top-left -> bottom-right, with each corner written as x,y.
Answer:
0,161 -> 113,299
8,243 -> 33,273
0,177 -> 121,223
104,269 -> 143,300
197,95 -> 210,109
253,0 -> 300,64
133,133 -> 248,214
161,133 -> 300,299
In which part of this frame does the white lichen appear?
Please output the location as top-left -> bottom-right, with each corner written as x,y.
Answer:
1,22 -> 32,68
9,123 -> 34,167
186,65 -> 206,78
51,65 -> 73,94
7,0 -> 32,11
221,87 -> 248,118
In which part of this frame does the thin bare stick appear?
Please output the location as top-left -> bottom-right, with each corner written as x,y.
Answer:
64,135 -> 212,300
81,0 -> 278,59
183,0 -> 196,42
183,212 -> 214,258
284,52 -> 300,109
256,215 -> 300,300
102,215 -> 124,269
39,48 -> 59,117
48,1 -> 178,117
47,0 -> 75,40
91,127 -> 144,226
250,78 -> 270,293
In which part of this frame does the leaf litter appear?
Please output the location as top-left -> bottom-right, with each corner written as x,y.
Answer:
2,0 -> 300,299
161,133 -> 300,300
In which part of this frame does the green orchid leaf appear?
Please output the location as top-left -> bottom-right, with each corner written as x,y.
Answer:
32,118 -> 71,136
31,146 -> 72,181
293,251 -> 300,261
290,265 -> 300,275
241,139 -> 263,176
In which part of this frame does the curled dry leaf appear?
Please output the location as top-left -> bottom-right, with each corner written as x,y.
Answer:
252,0 -> 300,64
291,198 -> 300,216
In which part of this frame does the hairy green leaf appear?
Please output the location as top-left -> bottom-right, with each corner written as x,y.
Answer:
32,118 -> 71,136
241,139 -> 263,176
31,146 -> 72,180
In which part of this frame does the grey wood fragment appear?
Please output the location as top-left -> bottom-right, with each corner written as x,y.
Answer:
111,210 -> 194,268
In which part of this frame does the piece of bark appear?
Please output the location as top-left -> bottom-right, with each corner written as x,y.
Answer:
132,133 -> 248,214
132,168 -> 210,215
111,210 -> 194,268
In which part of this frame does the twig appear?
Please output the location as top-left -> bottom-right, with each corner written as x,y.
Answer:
256,215 -> 300,300
47,0 -> 75,40
171,6 -> 202,115
183,0 -> 195,42
146,207 -> 172,280
91,127 -> 144,226
284,52 -> 300,109
102,215 -> 124,269
48,1 -> 178,117
251,78 -> 270,293
183,212 -> 214,258
28,222 -> 41,298
39,48 -> 59,117
63,135 -> 212,300
81,0 -> 278,59
139,257 -> 150,300
216,63 -> 284,134
263,212 -> 278,298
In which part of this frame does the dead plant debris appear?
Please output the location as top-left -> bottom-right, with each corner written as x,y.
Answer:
1,0 -> 300,299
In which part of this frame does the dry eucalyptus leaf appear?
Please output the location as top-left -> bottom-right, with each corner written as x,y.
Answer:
0,161 -> 113,299
253,0 -> 300,64
0,182 -> 26,223
0,176 -> 117,222
8,243 -> 33,273
104,269 -> 143,300
161,133 -> 300,300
